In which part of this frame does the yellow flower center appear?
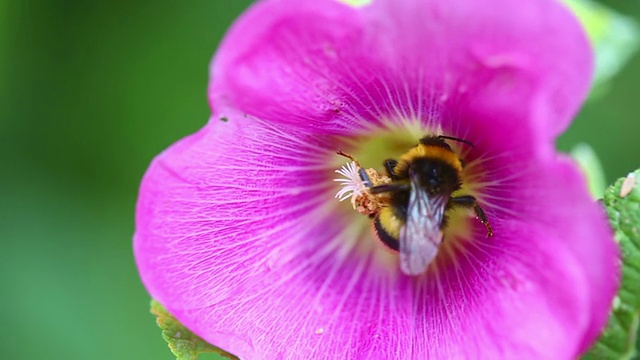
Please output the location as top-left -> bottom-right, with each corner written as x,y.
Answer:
330,120 -> 492,276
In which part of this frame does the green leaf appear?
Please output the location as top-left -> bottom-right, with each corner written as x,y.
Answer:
583,170 -> 640,360
562,0 -> 640,96
150,300 -> 239,360
571,143 -> 607,199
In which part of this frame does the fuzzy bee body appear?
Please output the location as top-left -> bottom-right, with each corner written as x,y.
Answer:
340,135 -> 492,276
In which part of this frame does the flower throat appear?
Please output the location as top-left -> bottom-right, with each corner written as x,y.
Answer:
335,134 -> 493,275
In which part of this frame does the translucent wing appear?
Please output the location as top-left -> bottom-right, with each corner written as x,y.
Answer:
398,176 -> 447,275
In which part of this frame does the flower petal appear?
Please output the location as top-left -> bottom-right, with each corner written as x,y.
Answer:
136,1 -> 614,358
209,0 -> 367,132
135,112 -> 344,311
462,147 -> 618,355
517,157 -> 618,353
135,113 -> 610,359
210,0 -> 592,138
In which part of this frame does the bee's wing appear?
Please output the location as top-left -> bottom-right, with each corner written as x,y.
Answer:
398,177 -> 447,275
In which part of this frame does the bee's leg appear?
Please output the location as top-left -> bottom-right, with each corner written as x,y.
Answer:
358,168 -> 373,188
450,195 -> 493,237
369,183 -> 410,194
383,159 -> 399,180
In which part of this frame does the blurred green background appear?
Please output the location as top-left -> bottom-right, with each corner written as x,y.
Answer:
0,1 -> 638,359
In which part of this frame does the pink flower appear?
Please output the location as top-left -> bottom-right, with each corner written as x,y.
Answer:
134,0 -> 619,358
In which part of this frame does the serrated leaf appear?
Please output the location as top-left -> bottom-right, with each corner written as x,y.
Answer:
150,300 -> 239,360
583,170 -> 640,360
561,0 -> 640,97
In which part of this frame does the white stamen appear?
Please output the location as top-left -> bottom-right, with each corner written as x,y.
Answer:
334,161 -> 366,205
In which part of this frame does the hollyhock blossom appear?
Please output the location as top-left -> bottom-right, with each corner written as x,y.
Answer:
134,0 -> 619,358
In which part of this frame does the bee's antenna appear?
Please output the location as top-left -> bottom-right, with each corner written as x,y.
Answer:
438,135 -> 475,148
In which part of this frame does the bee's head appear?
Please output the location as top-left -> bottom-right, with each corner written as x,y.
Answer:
410,157 -> 461,195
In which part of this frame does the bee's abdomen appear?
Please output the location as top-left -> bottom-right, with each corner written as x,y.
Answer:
374,216 -> 399,251
374,209 -> 401,251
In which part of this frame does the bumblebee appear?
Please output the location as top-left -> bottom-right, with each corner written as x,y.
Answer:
339,135 -> 492,275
